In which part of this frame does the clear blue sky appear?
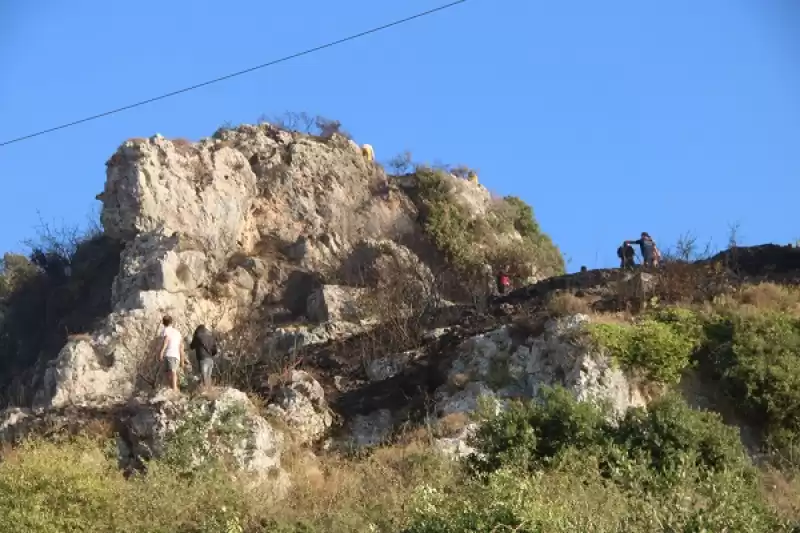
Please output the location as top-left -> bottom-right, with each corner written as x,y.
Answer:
1,0 -> 798,272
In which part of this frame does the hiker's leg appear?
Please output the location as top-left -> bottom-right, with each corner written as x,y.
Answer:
201,359 -> 213,387
167,358 -> 179,391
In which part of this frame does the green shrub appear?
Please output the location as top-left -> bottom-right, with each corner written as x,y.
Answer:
614,392 -> 749,478
586,316 -> 699,384
415,168 -> 478,271
406,459 -> 787,533
468,386 -> 750,489
468,387 -> 607,475
699,309 -> 800,462
596,304 -> 800,467
414,168 -> 564,280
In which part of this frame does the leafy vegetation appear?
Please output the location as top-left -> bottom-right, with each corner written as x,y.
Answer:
414,167 -> 564,281
585,307 -> 703,384
3,386 -> 796,532
587,289 -> 800,468
0,220 -> 122,405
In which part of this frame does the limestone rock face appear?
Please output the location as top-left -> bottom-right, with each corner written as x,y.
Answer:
100,136 -> 257,255
117,388 -> 286,487
347,314 -> 645,455
31,123 -> 559,419
306,285 -> 367,323
437,315 -> 644,418
266,371 -> 332,445
35,127 -> 409,408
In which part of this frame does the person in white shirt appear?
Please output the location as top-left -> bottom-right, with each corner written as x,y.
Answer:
158,315 -> 185,392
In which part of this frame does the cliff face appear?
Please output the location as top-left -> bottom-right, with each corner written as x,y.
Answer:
33,123 -> 560,409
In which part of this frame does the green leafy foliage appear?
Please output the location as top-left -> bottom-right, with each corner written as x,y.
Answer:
414,168 -> 564,280
699,309 -> 800,463
586,317 -> 699,384
468,386 -> 749,485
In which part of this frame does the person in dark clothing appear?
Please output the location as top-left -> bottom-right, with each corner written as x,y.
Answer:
617,242 -> 636,269
496,270 -> 511,295
625,232 -> 661,267
190,325 -> 218,388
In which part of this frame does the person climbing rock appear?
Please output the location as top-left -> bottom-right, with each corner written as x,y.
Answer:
496,269 -> 511,295
617,242 -> 636,269
158,315 -> 185,392
625,232 -> 661,267
190,324 -> 218,389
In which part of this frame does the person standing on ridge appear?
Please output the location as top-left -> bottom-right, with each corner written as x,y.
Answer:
617,242 -> 636,269
190,324 -> 218,389
625,232 -> 661,267
158,315 -> 185,392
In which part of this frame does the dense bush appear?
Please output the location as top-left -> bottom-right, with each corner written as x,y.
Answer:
0,223 -> 122,405
414,168 -> 564,282
700,309 -> 800,463
586,311 -> 701,384
588,300 -> 800,467
468,387 -> 750,485
404,461 -> 788,533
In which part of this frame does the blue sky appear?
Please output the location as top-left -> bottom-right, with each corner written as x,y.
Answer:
1,0 -> 798,272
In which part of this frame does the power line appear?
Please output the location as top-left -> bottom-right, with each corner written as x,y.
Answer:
0,0 -> 468,148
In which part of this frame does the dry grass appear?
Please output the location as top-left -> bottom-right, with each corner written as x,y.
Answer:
435,412 -> 471,437
761,467 -> 800,523
546,291 -> 591,316
735,283 -> 800,313
171,137 -> 195,155
66,333 -> 93,343
268,439 -> 459,530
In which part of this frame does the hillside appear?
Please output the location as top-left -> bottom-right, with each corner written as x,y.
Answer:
1,121 -> 800,532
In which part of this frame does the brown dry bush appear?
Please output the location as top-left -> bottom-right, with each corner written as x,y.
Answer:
262,111 -> 352,140
171,137 -> 194,155
736,283 -> 800,313
353,257 -> 442,370
213,305 -> 296,394
546,291 -> 591,316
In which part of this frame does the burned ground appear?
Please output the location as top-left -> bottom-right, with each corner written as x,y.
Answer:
266,244 -> 800,426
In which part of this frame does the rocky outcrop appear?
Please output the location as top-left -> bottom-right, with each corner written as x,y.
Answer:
117,388 -> 286,485
34,126 -> 409,407
435,315 -> 644,418
306,285 -> 367,323
345,314 -> 645,455
266,371 -> 333,444
26,121 -> 562,458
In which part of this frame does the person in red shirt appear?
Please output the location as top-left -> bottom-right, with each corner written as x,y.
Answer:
496,270 -> 511,295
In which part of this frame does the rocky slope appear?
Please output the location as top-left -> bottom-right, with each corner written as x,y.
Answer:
4,119 -> 798,500
34,124 -> 552,409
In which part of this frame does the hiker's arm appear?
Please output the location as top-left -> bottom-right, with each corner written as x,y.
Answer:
158,335 -> 167,360
180,337 -> 186,366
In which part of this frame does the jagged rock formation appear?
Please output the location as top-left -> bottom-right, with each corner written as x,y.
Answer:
345,314 -> 646,453
265,370 -> 332,444
33,124 -> 543,409
117,388 -> 287,484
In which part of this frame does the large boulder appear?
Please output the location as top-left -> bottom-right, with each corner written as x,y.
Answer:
306,285 -> 367,323
117,388 -> 288,489
265,371 -> 332,445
